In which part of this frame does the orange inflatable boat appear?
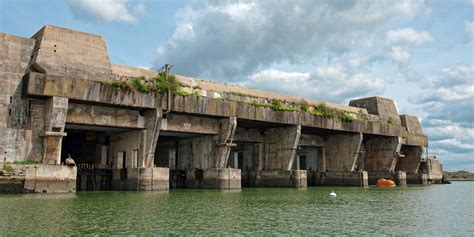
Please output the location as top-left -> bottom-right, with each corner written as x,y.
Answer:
376,178 -> 396,187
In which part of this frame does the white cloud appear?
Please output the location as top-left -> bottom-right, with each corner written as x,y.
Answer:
409,65 -> 474,170
67,0 -> 144,23
387,27 -> 433,45
155,1 -> 426,80
390,46 -> 410,62
465,20 -> 474,38
244,66 -> 384,103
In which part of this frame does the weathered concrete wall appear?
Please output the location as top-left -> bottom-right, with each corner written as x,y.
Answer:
319,171 -> 368,186
259,170 -> 307,188
67,103 -> 145,129
264,125 -> 301,170
427,157 -> 443,183
0,33 -> 36,162
27,72 -> 157,108
364,137 -> 401,172
126,167 -> 169,191
325,133 -> 362,172
30,25 -> 111,81
161,114 -> 219,135
110,130 -> 143,168
24,164 -> 76,193
398,145 -> 423,174
42,97 -> 68,164
349,96 -> 401,124
400,115 -> 424,135
186,168 -> 241,189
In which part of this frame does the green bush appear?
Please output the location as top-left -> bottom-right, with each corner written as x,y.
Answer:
154,74 -> 180,93
271,100 -> 300,111
175,90 -> 191,96
311,103 -> 329,117
131,77 -> 150,93
340,113 -> 354,122
3,165 -> 15,173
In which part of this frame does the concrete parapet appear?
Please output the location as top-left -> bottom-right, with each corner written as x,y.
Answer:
24,164 -> 76,193
319,171 -> 368,186
186,168 -> 241,189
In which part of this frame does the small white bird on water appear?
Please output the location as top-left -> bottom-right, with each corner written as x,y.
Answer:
329,191 -> 337,197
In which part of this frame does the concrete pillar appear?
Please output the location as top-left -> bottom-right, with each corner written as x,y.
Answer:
399,146 -> 423,184
322,133 -> 367,186
365,136 -> 403,185
41,97 -> 68,165
143,109 -> 162,168
258,125 -> 304,187
216,117 -> 237,168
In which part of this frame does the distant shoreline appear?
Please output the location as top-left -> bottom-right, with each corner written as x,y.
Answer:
443,171 -> 474,182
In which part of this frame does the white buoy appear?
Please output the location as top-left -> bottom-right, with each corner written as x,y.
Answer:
329,191 -> 337,197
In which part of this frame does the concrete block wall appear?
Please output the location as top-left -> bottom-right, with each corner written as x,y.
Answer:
31,25 -> 111,81
398,145 -> 423,174
0,33 -> 36,162
325,133 -> 362,172
24,164 -> 77,193
349,96 -> 401,124
264,125 -> 301,170
364,137 -> 401,172
110,130 -> 143,168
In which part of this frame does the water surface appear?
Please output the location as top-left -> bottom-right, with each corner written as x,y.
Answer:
0,182 -> 473,235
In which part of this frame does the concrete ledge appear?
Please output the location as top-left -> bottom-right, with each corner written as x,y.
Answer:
186,168 -> 241,189
319,171 -> 368,186
24,165 -> 77,193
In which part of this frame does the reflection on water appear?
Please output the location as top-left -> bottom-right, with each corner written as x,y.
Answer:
0,182 -> 473,235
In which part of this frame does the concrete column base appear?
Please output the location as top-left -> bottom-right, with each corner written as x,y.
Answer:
24,164 -> 77,193
318,171 -> 368,186
368,171 -> 407,186
186,168 -> 241,189
395,171 -> 407,186
420,173 -> 428,185
112,168 -> 169,191
259,170 -> 307,188
406,173 -> 428,185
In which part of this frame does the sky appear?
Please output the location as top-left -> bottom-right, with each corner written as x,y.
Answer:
1,0 -> 473,171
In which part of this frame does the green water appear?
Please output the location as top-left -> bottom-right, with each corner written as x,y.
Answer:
0,182 -> 473,235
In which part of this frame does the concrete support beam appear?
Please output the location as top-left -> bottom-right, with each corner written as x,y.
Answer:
143,109 -> 162,168
41,97 -> 68,164
216,117 -> 237,168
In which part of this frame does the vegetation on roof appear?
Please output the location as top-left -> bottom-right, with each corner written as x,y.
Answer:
100,73 -> 181,93
100,71 -> 394,125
